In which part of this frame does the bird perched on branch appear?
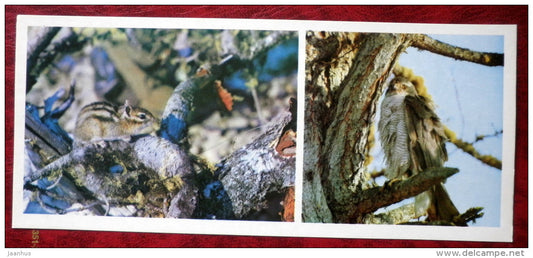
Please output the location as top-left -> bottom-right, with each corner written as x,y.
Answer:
378,75 -> 461,224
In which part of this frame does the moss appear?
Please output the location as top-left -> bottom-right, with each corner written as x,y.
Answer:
127,190 -> 146,205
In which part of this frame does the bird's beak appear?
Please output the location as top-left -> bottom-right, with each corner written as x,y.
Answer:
388,82 -> 399,93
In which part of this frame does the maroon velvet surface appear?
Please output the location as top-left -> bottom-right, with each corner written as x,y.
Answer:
5,5 -> 528,248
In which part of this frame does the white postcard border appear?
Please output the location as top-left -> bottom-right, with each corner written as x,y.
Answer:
12,15 -> 517,242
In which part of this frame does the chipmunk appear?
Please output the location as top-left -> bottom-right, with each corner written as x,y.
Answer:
73,100 -> 160,144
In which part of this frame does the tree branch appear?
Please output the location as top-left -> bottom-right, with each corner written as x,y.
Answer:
400,207 -> 484,226
409,34 -> 503,66
348,167 -> 459,221
25,106 -> 71,158
215,104 -> 296,220
25,135 -> 197,218
365,203 -> 416,224
26,28 -> 87,92
246,31 -> 295,60
26,27 -> 61,91
322,33 -> 410,222
444,126 -> 502,170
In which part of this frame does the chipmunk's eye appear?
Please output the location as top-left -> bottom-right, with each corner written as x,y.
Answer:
138,113 -> 147,120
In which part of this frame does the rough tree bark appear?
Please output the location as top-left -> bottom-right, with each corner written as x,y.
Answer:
304,32 -> 409,223
303,32 -> 500,224
216,100 -> 296,220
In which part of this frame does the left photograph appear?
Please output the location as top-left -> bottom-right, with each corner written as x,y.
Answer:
22,27 -> 298,221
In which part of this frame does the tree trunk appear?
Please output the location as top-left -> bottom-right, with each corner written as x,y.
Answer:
304,32 -> 410,223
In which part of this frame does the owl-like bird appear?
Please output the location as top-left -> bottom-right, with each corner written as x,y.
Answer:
378,75 -> 460,223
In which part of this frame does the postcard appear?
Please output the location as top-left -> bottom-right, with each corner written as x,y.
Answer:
12,15 -> 516,242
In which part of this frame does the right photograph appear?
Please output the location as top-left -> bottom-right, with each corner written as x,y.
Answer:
303,32 -> 504,227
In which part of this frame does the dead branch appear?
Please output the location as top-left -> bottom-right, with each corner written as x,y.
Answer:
365,203 -> 416,224
26,28 -> 87,92
348,167 -> 459,221
409,34 -> 503,66
25,82 -> 76,165
215,105 -> 296,220
246,31 -> 295,60
400,207 -> 484,226
458,207 -> 485,224
26,27 -> 61,91
475,130 -> 503,143
25,108 -> 71,159
24,135 -> 197,218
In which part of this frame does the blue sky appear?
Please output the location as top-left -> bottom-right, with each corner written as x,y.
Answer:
370,34 -> 504,227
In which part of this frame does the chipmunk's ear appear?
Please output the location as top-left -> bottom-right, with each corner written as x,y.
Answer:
121,100 -> 132,118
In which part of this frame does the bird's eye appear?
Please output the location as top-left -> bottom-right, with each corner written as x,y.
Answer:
138,113 -> 147,120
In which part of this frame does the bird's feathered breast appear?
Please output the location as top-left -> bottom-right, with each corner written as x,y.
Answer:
379,94 -> 411,179
379,89 -> 448,179
378,77 -> 457,221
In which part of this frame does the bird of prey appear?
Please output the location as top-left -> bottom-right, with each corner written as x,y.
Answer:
378,75 -> 461,224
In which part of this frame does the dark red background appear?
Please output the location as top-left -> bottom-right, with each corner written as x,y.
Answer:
5,5 -> 528,248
